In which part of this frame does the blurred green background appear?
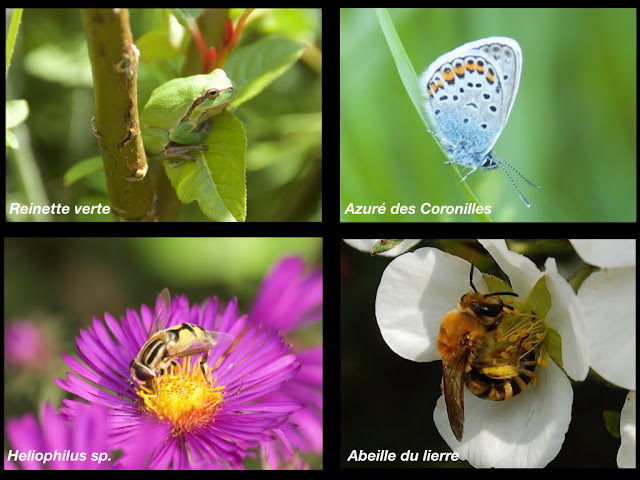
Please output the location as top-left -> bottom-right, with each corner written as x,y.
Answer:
4,237 -> 322,420
6,8 -> 322,221
340,9 -> 636,222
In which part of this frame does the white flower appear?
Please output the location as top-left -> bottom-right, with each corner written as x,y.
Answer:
375,240 -> 589,467
571,240 -> 636,390
570,240 -> 636,468
617,391 -> 636,468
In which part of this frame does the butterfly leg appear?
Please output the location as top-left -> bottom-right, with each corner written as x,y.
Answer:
459,166 -> 478,182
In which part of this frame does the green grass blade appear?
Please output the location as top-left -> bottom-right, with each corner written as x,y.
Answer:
374,8 -> 491,222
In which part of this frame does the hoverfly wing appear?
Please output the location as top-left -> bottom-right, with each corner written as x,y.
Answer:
148,288 -> 171,339
208,330 -> 235,348
442,354 -> 467,442
173,330 -> 235,353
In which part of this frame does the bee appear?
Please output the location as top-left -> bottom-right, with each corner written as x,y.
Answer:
129,288 -> 230,389
436,264 -> 543,442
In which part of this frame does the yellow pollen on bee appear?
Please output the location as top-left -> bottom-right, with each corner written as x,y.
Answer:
135,357 -> 226,436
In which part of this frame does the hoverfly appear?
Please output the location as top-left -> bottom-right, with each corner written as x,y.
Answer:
129,288 -> 231,389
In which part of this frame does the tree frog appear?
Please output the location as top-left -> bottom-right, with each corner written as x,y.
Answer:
141,69 -> 237,162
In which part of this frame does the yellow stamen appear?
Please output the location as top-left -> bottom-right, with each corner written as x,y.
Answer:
135,357 -> 226,437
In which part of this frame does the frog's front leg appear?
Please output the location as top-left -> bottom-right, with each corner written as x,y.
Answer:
168,118 -> 212,146
148,143 -> 208,165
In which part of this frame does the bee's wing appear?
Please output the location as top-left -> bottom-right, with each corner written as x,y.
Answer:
442,352 -> 468,442
148,288 -> 171,339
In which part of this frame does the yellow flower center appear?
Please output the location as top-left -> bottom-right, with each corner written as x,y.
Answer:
135,357 -> 226,437
495,302 -> 548,362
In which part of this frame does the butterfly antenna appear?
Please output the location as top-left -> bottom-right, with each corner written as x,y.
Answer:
499,158 -> 540,190
495,161 -> 532,208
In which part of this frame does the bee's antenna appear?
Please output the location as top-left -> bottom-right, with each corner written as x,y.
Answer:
469,262 -> 478,293
485,291 -> 519,298
470,261 -> 518,298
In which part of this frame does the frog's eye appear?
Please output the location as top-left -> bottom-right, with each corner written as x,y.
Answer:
205,88 -> 220,99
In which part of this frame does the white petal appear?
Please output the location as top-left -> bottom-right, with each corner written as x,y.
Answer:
570,240 -> 636,268
375,248 -> 485,362
579,268 -> 636,390
478,240 -> 543,295
617,391 -> 636,468
544,257 -> 590,381
343,239 -> 422,257
434,359 -> 572,467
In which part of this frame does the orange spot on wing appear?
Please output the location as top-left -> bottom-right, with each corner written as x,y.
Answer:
442,67 -> 455,83
429,81 -> 442,96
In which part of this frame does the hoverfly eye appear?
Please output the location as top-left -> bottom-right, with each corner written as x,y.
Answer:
133,365 -> 156,382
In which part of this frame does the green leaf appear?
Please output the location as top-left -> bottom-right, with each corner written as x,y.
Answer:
374,8 -> 490,222
6,128 -> 18,148
137,31 -> 180,64
6,99 -> 29,128
603,410 -> 621,438
484,274 -> 514,293
6,99 -> 29,148
23,39 -> 93,87
169,9 -> 203,28
164,111 -> 246,221
224,36 -> 306,108
525,275 -> 552,320
371,239 -> 404,255
545,327 -> 563,368
63,156 -> 104,187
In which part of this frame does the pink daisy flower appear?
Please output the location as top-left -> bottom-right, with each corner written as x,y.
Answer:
55,290 -> 302,469
4,402 -> 135,469
249,257 -> 323,467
